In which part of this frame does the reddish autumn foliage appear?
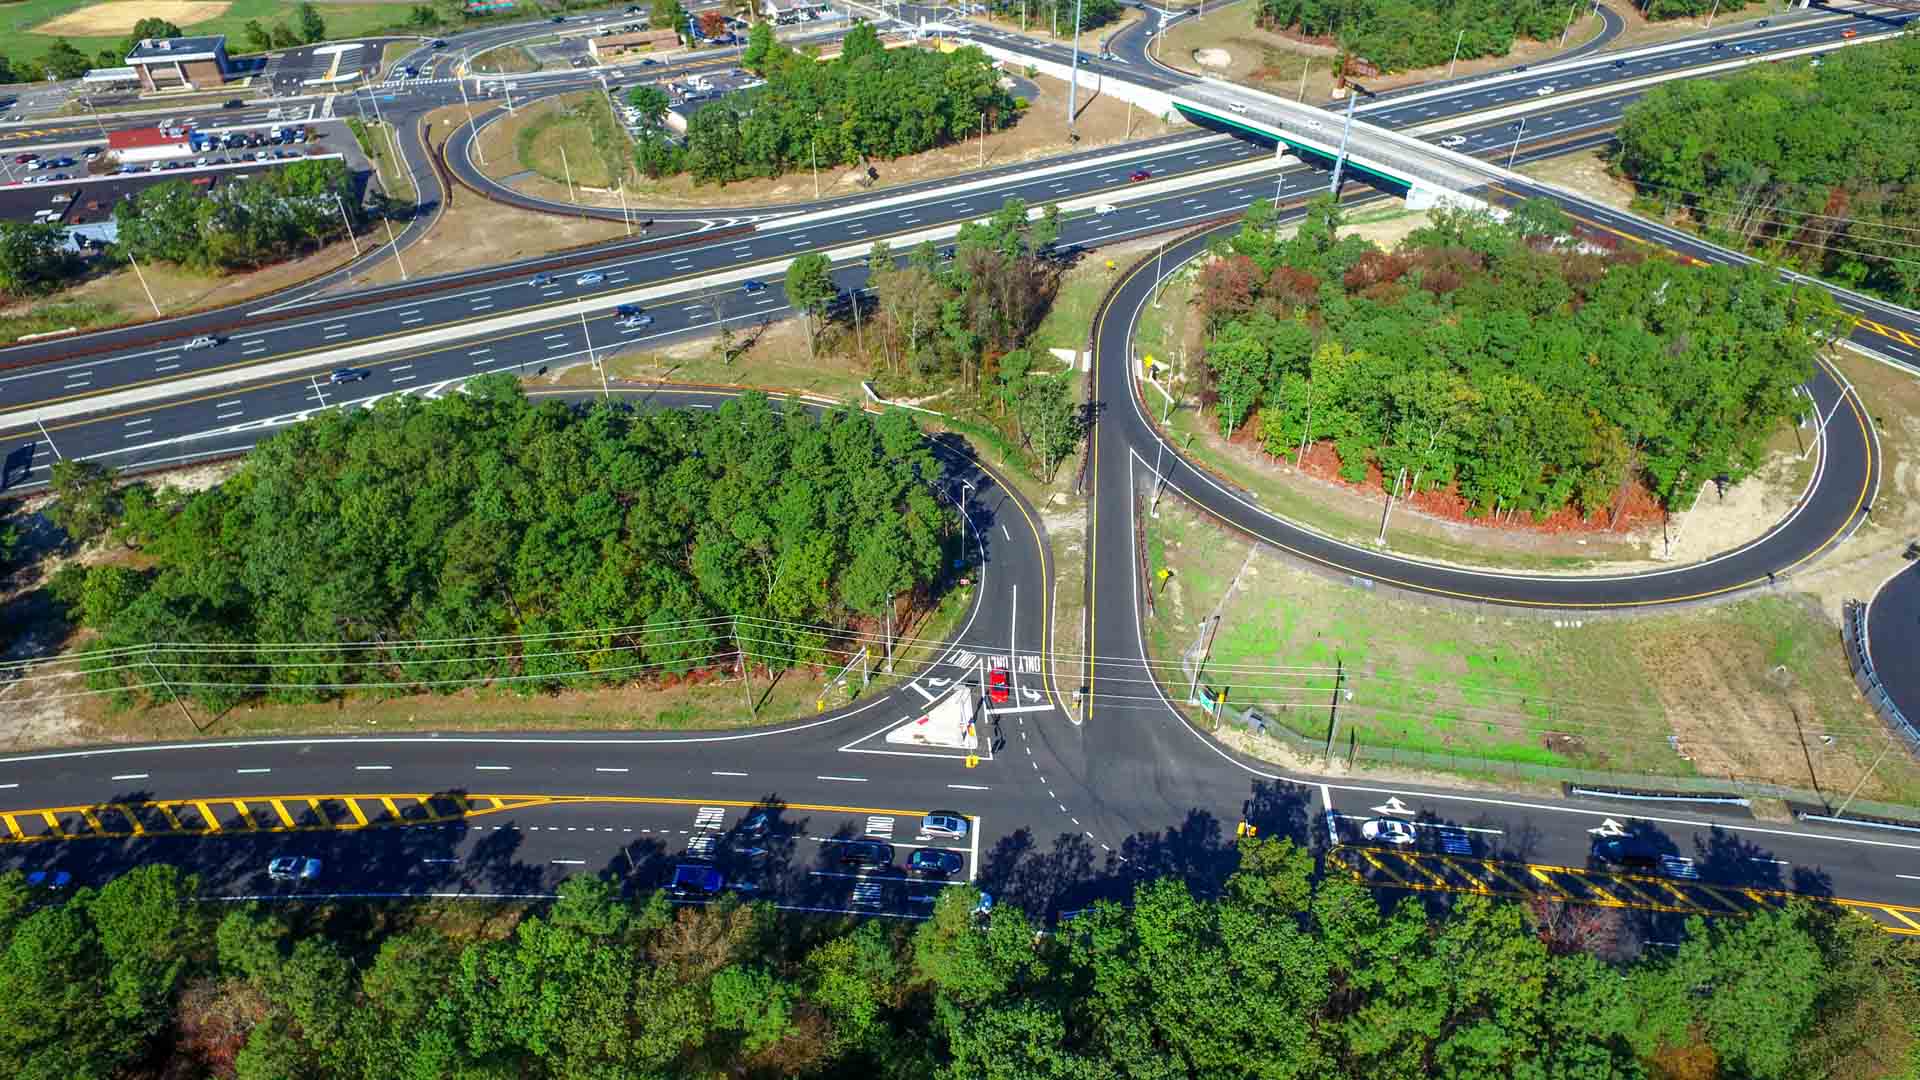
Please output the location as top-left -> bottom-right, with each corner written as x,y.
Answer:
1197,255 -> 1262,324
1341,250 -> 1413,291
1265,265 -> 1321,307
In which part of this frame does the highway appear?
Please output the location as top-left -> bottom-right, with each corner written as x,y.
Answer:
4,3 -> 1920,929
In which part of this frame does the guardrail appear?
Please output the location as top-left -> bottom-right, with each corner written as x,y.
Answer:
1842,597 -> 1920,756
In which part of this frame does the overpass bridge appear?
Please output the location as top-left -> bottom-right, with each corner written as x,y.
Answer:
1168,82 -> 1493,211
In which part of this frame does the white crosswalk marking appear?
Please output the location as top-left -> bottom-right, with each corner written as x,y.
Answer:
694,806 -> 726,830
865,816 -> 894,839
686,834 -> 717,859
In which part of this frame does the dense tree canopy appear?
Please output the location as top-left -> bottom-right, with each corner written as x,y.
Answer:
683,24 -> 1014,186
111,159 -> 360,273
2,842 -> 1915,1079
61,381 -> 949,710
1193,198 -> 1835,520
1255,0 -> 1566,71
1615,33 -> 1920,306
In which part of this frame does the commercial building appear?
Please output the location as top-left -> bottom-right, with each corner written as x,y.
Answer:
106,126 -> 190,164
587,28 -> 684,63
123,35 -> 233,92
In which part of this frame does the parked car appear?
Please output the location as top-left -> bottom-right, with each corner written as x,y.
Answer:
837,841 -> 894,869
1360,818 -> 1417,846
267,856 -> 322,881
183,335 -> 219,351
329,368 -> 371,383
921,811 -> 969,840
909,849 -> 964,877
575,271 -> 606,285
669,863 -> 723,898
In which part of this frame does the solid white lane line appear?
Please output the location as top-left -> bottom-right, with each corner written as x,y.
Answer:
474,764 -> 511,771
110,773 -> 149,780
948,784 -> 990,790
595,767 -> 629,773
551,859 -> 586,865
0,783 -> 17,789
816,775 -> 868,782
355,764 -> 392,770
711,770 -> 748,776
235,768 -> 271,774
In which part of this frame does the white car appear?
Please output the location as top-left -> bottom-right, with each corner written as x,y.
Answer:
1438,135 -> 1467,148
920,811 -> 969,840
183,335 -> 218,351
1533,85 -> 1556,97
1360,818 -> 1417,845
267,856 -> 322,881
1227,102 -> 1247,114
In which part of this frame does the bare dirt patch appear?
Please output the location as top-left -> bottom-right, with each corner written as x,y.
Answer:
1517,147 -> 1638,213
33,0 -> 229,35
504,73 -> 1178,212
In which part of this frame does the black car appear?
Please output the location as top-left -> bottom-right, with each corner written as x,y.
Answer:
223,98 -> 244,108
615,303 -> 644,318
431,39 -> 447,47
908,849 -> 964,877
1591,836 -> 1661,871
838,841 -> 893,869
329,368 -> 371,384
1612,58 -> 1627,68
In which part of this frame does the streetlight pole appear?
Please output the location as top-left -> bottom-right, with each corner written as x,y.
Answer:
1298,57 -> 1312,101
582,310 -> 608,402
1447,29 -> 1464,79
1327,82 -> 1368,198
1560,1 -> 1579,47
124,247 -> 162,317
559,143 -> 577,203
332,191 -> 361,257
1507,117 -> 1526,170
382,215 -> 408,280
1065,0 -> 1084,136
458,73 -> 485,166
1705,0 -> 1720,28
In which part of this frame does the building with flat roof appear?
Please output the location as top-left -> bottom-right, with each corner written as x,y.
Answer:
106,126 -> 190,163
587,28 -> 683,63
124,35 -> 233,92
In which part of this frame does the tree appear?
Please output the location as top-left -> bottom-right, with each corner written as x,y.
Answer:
698,9 -> 728,37
0,221 -> 77,296
42,38 -> 92,80
271,22 -> 300,49
626,84 -> 670,127
651,0 -> 692,38
244,19 -> 273,53
295,2 -> 328,44
741,21 -> 776,72
784,251 -> 837,361
46,460 -> 121,544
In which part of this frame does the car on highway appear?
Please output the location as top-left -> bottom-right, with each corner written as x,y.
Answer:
619,314 -> 655,328
1841,28 -> 1858,38
13,153 -> 35,164
668,863 -> 724,898
330,368 -> 371,383
183,335 -> 219,351
1591,835 -> 1661,870
921,811 -> 969,840
838,840 -> 894,869
267,856 -> 321,882
1612,58 -> 1627,69
224,98 -> 244,108
1533,85 -> 1555,97
986,664 -> 1009,705
431,39 -> 447,47
1437,134 -> 1467,148
741,279 -> 767,294
615,303 -> 645,318
1360,818 -> 1417,845
26,870 -> 70,888
576,271 -> 606,285
1128,168 -> 1151,182
1227,102 -> 1247,114
530,272 -> 554,287
909,849 -> 964,877
1757,18 -> 1769,26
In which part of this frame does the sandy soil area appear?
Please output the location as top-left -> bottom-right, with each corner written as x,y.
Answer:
34,1 -> 229,35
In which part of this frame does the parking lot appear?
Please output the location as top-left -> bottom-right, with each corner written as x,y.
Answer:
0,146 -> 356,227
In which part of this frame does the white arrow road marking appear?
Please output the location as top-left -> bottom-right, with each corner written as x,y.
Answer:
1370,797 -> 1414,817
1588,818 -> 1627,837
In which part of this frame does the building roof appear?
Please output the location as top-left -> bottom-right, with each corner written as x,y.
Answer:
107,127 -> 188,151
594,28 -> 680,48
125,36 -> 226,63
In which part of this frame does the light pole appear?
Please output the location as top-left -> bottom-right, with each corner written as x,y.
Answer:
1705,0 -> 1720,28
382,215 -> 408,280
124,247 -> 162,318
1447,29 -> 1464,79
1065,0 -> 1084,136
1507,117 -> 1526,170
1327,81 -> 1371,198
1559,0 -> 1579,47
332,191 -> 361,257
582,309 -> 608,401
458,73 -> 484,166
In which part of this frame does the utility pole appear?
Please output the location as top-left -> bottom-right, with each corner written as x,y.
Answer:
1705,0 -> 1720,27
979,110 -> 986,167
1447,28 -> 1464,79
382,215 -> 408,280
1297,58 -> 1312,101
1376,466 -> 1407,544
1065,0 -> 1084,134
581,310 -> 608,401
559,144 -> 577,203
883,593 -> 895,672
1322,657 -> 1345,760
1560,0 -> 1579,47
332,191 -> 362,257
147,654 -> 198,731
1328,81 -> 1370,198
124,247 -> 162,317
617,184 -> 632,235
458,74 -> 483,165
734,616 -> 757,717
1834,733 -> 1900,818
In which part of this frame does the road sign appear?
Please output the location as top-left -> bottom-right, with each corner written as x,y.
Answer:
1370,797 -> 1414,817
1588,818 -> 1627,837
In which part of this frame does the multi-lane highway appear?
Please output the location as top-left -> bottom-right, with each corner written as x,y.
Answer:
6,2 -> 1920,928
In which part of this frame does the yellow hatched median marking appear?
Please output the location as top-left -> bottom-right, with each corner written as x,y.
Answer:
271,800 -> 296,828
3,814 -> 21,840
194,802 -> 221,832
344,799 -> 370,828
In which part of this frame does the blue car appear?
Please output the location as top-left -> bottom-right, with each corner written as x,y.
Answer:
669,864 -> 724,898
741,279 -> 767,294
576,271 -> 606,286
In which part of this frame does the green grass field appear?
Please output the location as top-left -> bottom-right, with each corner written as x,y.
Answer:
1142,494 -> 1920,803
0,1 -> 427,70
